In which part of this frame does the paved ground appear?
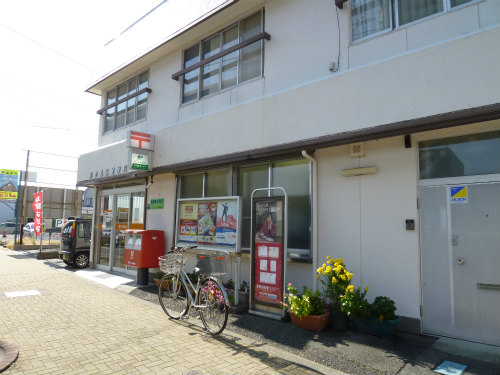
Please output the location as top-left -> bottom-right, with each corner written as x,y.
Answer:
0,247 -> 339,375
1,247 -> 499,375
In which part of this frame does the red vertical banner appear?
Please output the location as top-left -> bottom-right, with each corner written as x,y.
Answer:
252,198 -> 284,311
32,192 -> 43,236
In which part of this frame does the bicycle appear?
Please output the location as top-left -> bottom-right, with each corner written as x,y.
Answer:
157,245 -> 229,335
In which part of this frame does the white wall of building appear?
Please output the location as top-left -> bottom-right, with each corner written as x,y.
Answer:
145,173 -> 176,251
92,0 -> 499,157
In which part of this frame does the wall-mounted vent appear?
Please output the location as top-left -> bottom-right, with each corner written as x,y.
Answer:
350,143 -> 365,158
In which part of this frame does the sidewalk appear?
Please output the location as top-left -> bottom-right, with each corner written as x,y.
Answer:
4,248 -> 500,375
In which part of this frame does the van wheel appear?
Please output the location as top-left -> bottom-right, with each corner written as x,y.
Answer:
75,254 -> 89,268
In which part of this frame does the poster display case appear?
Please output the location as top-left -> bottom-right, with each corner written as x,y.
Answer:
249,189 -> 287,319
175,196 -> 242,253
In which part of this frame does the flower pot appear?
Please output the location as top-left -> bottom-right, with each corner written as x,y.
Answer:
154,278 -> 170,289
329,304 -> 349,330
289,310 -> 331,331
353,316 -> 401,338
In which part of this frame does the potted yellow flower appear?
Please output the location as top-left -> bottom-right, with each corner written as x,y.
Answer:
316,257 -> 353,329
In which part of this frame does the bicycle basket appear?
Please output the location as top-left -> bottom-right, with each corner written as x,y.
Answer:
158,251 -> 185,274
196,252 -> 228,276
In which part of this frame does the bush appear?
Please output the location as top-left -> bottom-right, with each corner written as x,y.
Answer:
282,283 -> 324,319
340,285 -> 397,322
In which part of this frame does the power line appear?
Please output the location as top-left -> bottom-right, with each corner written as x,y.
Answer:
30,166 -> 77,173
29,151 -> 79,159
0,23 -> 91,71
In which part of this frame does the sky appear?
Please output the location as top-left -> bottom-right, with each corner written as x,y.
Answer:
0,0 -> 160,187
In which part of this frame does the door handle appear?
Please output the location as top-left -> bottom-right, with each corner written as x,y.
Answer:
477,283 -> 500,290
457,257 -> 465,265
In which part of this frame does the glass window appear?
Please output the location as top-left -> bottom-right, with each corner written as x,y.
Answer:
352,0 -> 474,42
222,26 -> 239,89
182,10 -> 263,103
182,45 -> 200,103
351,0 -> 392,41
272,160 -> 310,251
180,174 -> 204,198
102,71 -> 149,133
239,12 -> 263,82
450,0 -> 473,7
397,0 -> 443,26
201,35 -> 221,97
131,192 -> 145,225
206,170 -> 230,197
126,77 -> 138,125
238,165 -> 269,248
419,131 -> 500,179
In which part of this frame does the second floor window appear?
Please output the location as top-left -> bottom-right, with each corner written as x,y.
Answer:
351,0 -> 475,42
182,11 -> 264,104
104,71 -> 149,133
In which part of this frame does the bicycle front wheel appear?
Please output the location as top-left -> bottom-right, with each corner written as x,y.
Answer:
197,277 -> 229,335
158,273 -> 189,319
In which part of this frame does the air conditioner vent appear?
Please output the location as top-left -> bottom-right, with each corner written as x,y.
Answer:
350,143 -> 365,158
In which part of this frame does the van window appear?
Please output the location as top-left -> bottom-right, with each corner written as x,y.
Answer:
63,224 -> 73,235
78,222 -> 91,238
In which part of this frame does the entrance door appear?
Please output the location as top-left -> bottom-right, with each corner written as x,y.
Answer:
420,182 -> 500,345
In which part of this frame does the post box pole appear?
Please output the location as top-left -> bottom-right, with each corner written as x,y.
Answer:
137,268 -> 149,285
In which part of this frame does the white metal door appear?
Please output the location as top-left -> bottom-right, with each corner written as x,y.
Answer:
420,182 -> 500,345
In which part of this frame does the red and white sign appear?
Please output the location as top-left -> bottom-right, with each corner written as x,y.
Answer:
129,131 -> 154,151
32,192 -> 43,236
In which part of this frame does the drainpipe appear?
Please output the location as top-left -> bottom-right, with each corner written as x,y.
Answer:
301,150 -> 318,291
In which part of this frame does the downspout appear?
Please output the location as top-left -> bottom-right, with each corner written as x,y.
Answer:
302,150 -> 318,291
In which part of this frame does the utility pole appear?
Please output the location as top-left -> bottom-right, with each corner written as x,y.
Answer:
14,171 -> 23,244
20,150 -> 30,245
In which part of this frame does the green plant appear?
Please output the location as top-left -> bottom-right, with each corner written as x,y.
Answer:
371,296 -> 396,322
226,290 -> 235,305
224,279 -> 235,290
186,271 -> 198,284
316,257 -> 353,305
154,270 -> 164,280
239,281 -> 249,292
339,286 -> 371,321
340,285 -> 397,322
282,283 -> 324,319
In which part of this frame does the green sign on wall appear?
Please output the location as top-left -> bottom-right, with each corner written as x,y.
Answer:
149,198 -> 164,209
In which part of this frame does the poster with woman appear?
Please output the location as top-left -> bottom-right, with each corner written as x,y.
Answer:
253,198 -> 284,306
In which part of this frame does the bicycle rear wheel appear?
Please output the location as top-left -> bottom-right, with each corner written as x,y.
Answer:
158,273 -> 189,319
197,277 -> 229,335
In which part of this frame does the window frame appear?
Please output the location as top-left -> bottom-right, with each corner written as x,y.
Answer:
102,71 -> 150,134
350,0 -> 479,44
179,10 -> 265,105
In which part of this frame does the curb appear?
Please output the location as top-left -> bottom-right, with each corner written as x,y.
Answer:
0,341 -> 19,373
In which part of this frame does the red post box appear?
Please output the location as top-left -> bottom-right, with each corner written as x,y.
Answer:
124,229 -> 164,268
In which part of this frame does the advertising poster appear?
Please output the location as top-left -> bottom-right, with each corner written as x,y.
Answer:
0,169 -> 20,201
216,200 -> 238,246
176,197 -> 241,251
178,202 -> 198,243
32,192 -> 43,236
197,201 -> 217,244
253,198 -> 284,306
